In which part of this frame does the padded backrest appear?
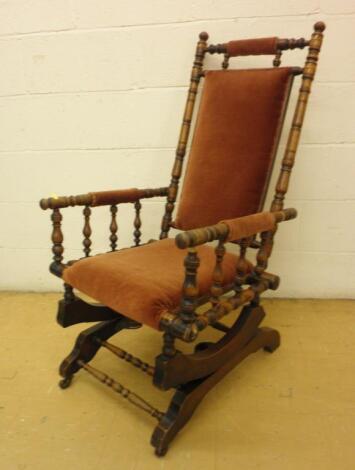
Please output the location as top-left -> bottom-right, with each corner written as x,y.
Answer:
173,67 -> 295,230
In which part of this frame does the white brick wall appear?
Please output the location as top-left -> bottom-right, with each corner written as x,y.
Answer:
0,1 -> 354,297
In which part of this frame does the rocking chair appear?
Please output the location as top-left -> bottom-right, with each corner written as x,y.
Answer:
39,22 -> 325,456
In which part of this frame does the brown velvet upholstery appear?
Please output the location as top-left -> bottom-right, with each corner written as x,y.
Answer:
173,67 -> 294,230
226,37 -> 278,56
63,239 -> 251,330
221,212 -> 276,242
90,188 -> 143,206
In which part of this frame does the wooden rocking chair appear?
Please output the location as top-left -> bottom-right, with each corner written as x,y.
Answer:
39,22 -> 325,456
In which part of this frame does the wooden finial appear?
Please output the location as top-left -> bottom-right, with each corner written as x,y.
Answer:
314,21 -> 326,32
199,31 -> 209,41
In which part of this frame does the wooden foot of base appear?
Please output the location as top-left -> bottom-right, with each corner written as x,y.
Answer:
155,446 -> 168,457
59,315 -> 140,382
262,326 -> 281,352
151,325 -> 280,456
58,376 -> 73,389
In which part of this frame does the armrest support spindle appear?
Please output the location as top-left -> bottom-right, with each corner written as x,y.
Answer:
210,240 -> 226,306
109,205 -> 118,251
82,206 -> 92,257
234,238 -> 250,295
179,249 -> 200,324
51,209 -> 64,266
133,200 -> 142,246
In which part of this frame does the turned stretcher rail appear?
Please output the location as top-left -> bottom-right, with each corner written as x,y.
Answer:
78,360 -> 164,421
95,339 -> 155,376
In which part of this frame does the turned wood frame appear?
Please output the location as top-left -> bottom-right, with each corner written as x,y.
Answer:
39,22 -> 325,456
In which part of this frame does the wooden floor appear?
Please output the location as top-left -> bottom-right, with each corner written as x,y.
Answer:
0,293 -> 354,469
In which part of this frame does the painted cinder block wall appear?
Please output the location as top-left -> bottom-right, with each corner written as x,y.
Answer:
0,1 -> 354,297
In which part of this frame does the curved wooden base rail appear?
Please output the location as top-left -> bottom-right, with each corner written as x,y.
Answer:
151,324 -> 280,456
154,305 -> 265,390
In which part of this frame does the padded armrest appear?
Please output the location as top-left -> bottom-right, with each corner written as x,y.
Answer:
39,187 -> 168,210
175,208 -> 297,249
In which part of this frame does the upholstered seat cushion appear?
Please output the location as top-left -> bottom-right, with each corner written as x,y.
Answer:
63,239 -> 250,330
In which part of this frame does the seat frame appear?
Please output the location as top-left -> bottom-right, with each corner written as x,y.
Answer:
39,22 -> 325,456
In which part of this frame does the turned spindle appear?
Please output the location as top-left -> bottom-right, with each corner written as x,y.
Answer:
96,339 -> 155,376
255,230 -> 274,279
273,50 -> 282,67
234,238 -> 249,295
51,209 -> 64,266
82,205 -> 92,257
179,249 -> 200,324
162,332 -> 176,359
210,240 -> 226,306
63,283 -> 75,303
222,53 -> 230,69
109,204 -> 118,251
133,200 -> 142,246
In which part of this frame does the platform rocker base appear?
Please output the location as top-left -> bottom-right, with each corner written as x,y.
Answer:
57,298 -> 280,456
